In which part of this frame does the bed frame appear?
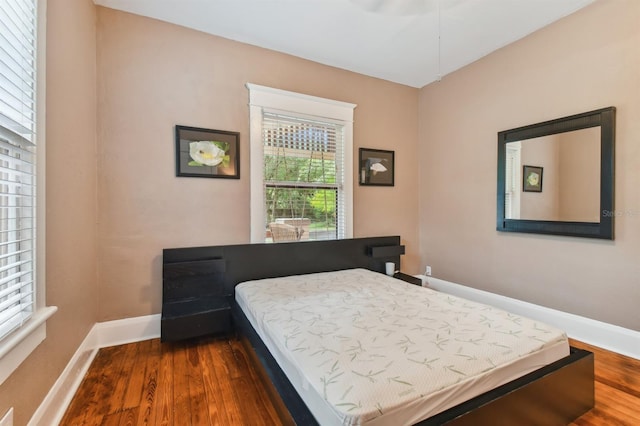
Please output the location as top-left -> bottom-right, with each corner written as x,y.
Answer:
163,236 -> 594,425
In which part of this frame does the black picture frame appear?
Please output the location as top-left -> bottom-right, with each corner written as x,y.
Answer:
523,165 -> 543,192
359,148 -> 394,186
175,125 -> 240,178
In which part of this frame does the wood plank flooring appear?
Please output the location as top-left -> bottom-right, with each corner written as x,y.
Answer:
61,337 -> 280,426
569,339 -> 640,426
61,337 -> 640,425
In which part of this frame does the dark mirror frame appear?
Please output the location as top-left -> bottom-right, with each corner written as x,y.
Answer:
497,107 -> 615,239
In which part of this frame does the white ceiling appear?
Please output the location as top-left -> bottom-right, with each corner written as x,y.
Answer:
93,0 -> 595,88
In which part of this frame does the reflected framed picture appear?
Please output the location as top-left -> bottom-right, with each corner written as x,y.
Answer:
175,125 -> 240,178
523,165 -> 543,192
359,148 -> 394,186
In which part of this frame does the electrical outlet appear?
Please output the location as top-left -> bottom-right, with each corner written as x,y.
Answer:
425,266 -> 432,276
0,407 -> 13,426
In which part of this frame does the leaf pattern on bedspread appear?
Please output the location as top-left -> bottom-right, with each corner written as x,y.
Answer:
236,269 -> 567,426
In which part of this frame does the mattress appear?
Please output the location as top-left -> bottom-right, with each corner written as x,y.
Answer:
235,268 -> 569,426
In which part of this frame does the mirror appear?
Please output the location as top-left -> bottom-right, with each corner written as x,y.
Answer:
497,107 -> 615,239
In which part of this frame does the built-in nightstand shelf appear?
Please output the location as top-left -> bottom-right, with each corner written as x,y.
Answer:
161,296 -> 230,341
161,258 -> 231,341
393,271 -> 422,286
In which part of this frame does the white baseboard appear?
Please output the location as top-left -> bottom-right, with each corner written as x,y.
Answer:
28,326 -> 99,426
419,275 -> 640,360
29,314 -> 161,426
94,313 -> 161,348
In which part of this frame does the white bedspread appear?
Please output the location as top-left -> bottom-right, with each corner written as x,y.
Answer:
236,268 -> 569,425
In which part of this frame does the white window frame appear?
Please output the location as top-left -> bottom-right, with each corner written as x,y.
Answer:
247,83 -> 356,243
0,0 -> 56,386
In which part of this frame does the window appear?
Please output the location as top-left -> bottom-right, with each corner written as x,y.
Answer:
505,143 -> 521,219
0,0 -> 38,341
0,0 -> 54,385
263,112 -> 344,241
247,84 -> 355,243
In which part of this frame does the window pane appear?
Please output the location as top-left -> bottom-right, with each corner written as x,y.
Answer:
265,187 -> 337,242
0,0 -> 37,342
263,111 -> 344,243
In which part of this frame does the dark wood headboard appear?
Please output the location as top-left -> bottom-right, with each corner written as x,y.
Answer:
163,236 -> 403,296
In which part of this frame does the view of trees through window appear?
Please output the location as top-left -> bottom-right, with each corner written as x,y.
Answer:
263,113 -> 342,242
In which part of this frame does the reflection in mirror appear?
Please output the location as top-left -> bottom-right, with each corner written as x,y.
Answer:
505,127 -> 601,222
497,107 -> 615,239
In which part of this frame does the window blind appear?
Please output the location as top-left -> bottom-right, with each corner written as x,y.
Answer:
262,111 -> 345,242
505,145 -> 520,220
0,0 -> 37,341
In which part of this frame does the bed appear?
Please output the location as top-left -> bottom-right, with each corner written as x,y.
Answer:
162,236 -> 594,425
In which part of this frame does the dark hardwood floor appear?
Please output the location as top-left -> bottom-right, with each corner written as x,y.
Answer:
60,336 -> 640,425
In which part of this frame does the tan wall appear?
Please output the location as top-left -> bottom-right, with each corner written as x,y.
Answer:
0,0 -> 98,424
558,127 -> 600,222
418,0 -> 640,331
96,7 -> 420,321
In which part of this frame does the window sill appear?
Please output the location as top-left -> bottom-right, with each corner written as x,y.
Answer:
0,306 -> 58,385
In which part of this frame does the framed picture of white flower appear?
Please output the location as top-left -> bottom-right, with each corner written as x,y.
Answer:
175,125 -> 240,178
359,148 -> 394,186
523,165 -> 543,192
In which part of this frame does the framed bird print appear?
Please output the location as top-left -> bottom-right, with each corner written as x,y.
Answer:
359,148 -> 394,186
